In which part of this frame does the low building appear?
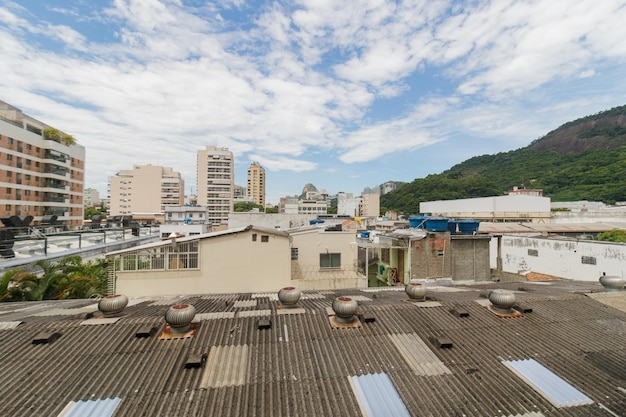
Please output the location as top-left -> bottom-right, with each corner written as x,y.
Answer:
107,226 -> 291,297
159,206 -> 211,237
288,225 -> 366,290
420,195 -> 551,223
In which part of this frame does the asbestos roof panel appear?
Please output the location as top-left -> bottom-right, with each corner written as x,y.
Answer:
349,373 -> 411,417
0,321 -> 21,330
200,344 -> 249,388
502,359 -> 594,408
388,333 -> 451,376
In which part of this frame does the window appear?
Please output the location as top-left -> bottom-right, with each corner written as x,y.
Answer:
581,256 -> 596,265
320,253 -> 341,269
7,138 -> 12,144
25,174 -> 30,180
261,235 -> 269,242
6,188 -> 11,194
528,249 -> 538,257
5,205 -> 10,210
252,233 -> 257,242
291,248 -> 298,260
381,248 -> 390,263
6,171 -> 11,178
6,154 -> 12,161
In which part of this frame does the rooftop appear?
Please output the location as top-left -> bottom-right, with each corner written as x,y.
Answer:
0,280 -> 624,416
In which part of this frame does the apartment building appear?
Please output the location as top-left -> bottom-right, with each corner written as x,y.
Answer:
0,100 -> 85,227
108,164 -> 184,222
247,161 -> 265,206
196,146 -> 234,225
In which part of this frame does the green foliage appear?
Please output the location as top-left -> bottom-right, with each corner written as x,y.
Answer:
43,126 -> 77,146
596,229 -> 626,242
233,201 -> 264,212
0,256 -> 108,302
85,206 -> 107,220
579,125 -> 626,139
265,206 -> 278,213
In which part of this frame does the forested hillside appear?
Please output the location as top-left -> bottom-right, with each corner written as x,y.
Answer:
381,105 -> 626,215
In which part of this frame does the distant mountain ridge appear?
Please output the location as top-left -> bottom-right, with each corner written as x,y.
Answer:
380,104 -> 626,214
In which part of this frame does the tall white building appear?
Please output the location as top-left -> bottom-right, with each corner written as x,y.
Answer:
108,164 -> 184,221
247,161 -> 265,206
197,146 -> 234,225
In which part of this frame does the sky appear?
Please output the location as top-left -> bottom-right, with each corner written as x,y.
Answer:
1,0 -> 626,205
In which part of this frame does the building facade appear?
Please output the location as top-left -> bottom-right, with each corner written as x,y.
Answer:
196,146 -> 234,226
247,161 -> 265,206
108,164 -> 184,222
0,100 -> 85,228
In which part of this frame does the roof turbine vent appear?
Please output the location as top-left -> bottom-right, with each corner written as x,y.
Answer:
98,294 -> 128,317
332,296 -> 358,324
278,286 -> 301,308
405,282 -> 427,301
165,304 -> 196,333
599,274 -> 625,292
488,289 -> 516,314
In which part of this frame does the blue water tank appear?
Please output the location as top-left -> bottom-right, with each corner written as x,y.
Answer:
359,231 -> 370,239
458,219 -> 480,234
425,216 -> 449,232
447,219 -> 458,233
408,215 -> 426,229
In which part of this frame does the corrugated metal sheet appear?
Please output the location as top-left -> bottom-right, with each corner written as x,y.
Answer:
0,321 -> 21,330
301,292 -> 326,299
233,300 -> 257,308
501,413 -> 545,417
201,345 -> 249,388
251,293 -> 279,300
59,397 -> 122,417
388,333 -> 451,376
31,304 -> 99,317
503,359 -> 594,407
349,373 -> 410,417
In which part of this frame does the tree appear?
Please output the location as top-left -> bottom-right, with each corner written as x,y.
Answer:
234,202 -> 264,212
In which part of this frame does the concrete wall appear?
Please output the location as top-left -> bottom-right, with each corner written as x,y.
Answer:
450,236 -> 491,281
490,235 -> 626,281
229,212 -> 315,230
410,233 -> 452,280
114,228 -> 292,297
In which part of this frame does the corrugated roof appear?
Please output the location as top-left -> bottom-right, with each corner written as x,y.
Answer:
0,321 -> 21,330
502,359 -> 594,407
0,282 -> 624,416
349,373 -> 411,417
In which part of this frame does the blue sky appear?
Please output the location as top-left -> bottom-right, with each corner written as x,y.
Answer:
1,0 -> 626,205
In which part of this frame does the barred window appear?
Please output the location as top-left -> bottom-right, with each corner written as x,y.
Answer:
291,248 -> 298,260
581,256 -> 596,265
119,241 -> 198,271
528,249 -> 538,257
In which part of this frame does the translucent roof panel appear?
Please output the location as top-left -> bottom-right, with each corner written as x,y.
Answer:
61,397 -> 122,417
349,373 -> 411,417
503,359 -> 593,408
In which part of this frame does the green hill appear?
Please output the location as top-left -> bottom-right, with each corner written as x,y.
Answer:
381,104 -> 626,215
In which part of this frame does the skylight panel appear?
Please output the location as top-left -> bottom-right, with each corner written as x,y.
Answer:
502,359 -> 593,408
58,397 -> 122,417
349,373 -> 410,417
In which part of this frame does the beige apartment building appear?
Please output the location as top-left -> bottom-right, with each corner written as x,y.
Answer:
197,146 -> 234,226
0,100 -> 85,228
108,164 -> 184,222
247,161 -> 265,206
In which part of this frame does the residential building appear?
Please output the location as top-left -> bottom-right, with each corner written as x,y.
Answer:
246,161 -> 265,206
159,205 -> 211,237
196,146 -> 234,226
298,199 -> 328,215
337,192 -> 358,216
0,100 -> 85,228
420,195 -> 551,223
108,164 -> 184,223
83,187 -> 101,208
359,192 -> 380,217
288,225 -> 366,290
108,225 -> 291,296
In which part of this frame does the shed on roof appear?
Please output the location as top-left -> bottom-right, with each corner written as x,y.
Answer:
107,225 -> 291,297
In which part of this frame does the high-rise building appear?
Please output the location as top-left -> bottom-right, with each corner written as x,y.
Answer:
0,100 -> 85,228
108,164 -> 184,221
196,146 -> 234,225
247,161 -> 265,206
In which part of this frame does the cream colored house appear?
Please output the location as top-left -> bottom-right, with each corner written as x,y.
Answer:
107,225 -> 291,297
287,226 -> 367,290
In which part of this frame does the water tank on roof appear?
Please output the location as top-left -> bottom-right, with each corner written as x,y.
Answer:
425,216 -> 449,232
458,219 -> 480,234
408,216 -> 426,229
447,219 -> 458,233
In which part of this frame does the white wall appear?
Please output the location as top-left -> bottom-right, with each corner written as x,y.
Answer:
422,195 -> 550,215
491,235 -> 626,281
